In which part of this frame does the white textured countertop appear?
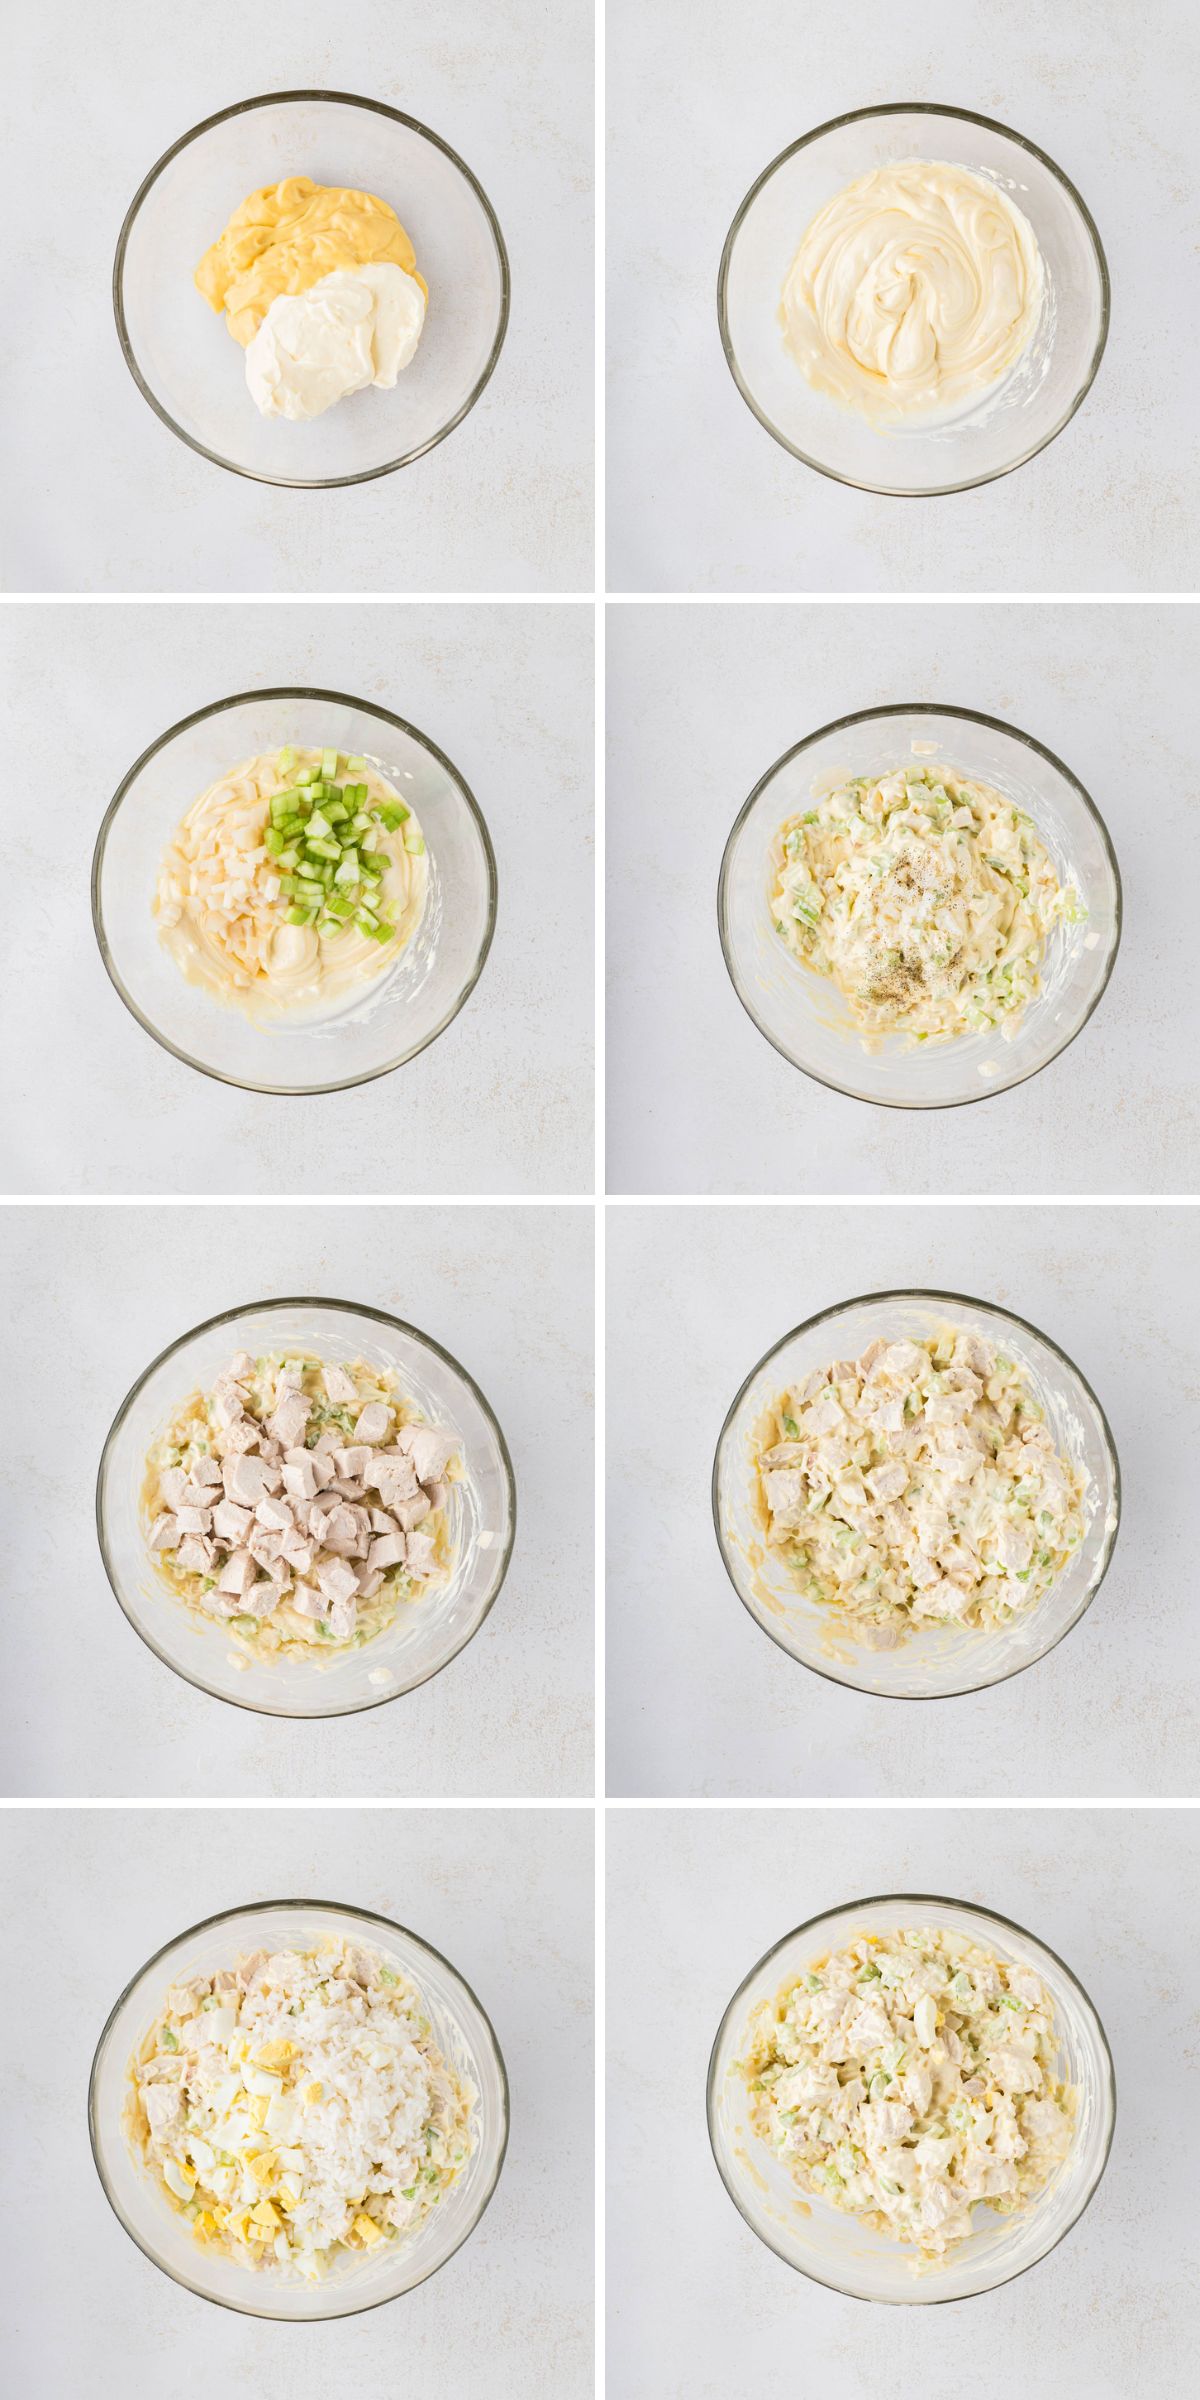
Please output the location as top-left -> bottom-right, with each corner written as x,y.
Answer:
608,1804 -> 1199,2399
607,0 -> 1200,592
606,600 -> 1199,1194
0,601 -> 593,1194
1,1806 -> 593,2398
606,1203 -> 1198,1797
2,1204 -> 593,1797
5,0 -> 592,593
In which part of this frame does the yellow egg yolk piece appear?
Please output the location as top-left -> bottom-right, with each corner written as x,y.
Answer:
195,176 -> 427,348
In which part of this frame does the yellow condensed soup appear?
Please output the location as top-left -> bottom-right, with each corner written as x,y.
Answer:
196,176 -> 428,348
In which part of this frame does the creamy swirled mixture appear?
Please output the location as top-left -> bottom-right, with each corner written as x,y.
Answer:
755,1328 -> 1086,1643
126,1935 -> 474,2279
155,744 -> 428,1020
143,1349 -> 459,1660
739,1925 -> 1074,2258
770,763 -> 1081,1047
782,159 -> 1044,424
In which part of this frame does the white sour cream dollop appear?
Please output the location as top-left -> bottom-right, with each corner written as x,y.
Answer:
245,262 -> 426,422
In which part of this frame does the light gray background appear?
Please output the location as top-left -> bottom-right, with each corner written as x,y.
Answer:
0,602 -> 593,1195
606,1204 -> 1197,1798
0,1805 -> 592,2399
1,1204 -> 593,1797
607,1805 -> 1199,2398
5,0 -> 592,593
607,0 -> 1200,593
607,601 -> 1198,1195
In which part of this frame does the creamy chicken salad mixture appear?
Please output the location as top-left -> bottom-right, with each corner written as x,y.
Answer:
144,1350 -> 459,1659
740,1926 -> 1074,2259
126,1935 -> 474,2279
770,764 -> 1082,1047
755,1328 -> 1085,1644
155,744 -> 428,1020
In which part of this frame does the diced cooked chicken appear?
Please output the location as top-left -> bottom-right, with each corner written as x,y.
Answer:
372,1453 -> 419,1508
291,1583 -> 330,1620
282,1449 -> 320,1501
399,1425 -> 457,1484
145,1353 -> 459,1661
222,1453 -> 278,1507
255,1493 -> 295,1533
404,1532 -> 437,1579
315,1556 -> 359,1606
217,1549 -> 259,1599
174,1534 -> 215,1574
368,1532 -> 407,1572
268,1390 -> 312,1449
756,1327 -> 1085,1642
392,1492 -> 432,1533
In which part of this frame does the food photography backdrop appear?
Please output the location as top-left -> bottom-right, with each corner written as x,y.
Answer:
0,1805 -> 593,2398
606,1202 -> 1195,1799
4,0 -> 593,593
0,601 -> 594,1195
0,1203 -> 594,1799
606,601 -> 1195,1195
607,1804 -> 1198,2400
607,0 -> 1200,591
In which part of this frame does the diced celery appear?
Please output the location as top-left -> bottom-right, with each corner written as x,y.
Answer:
334,852 -> 360,887
295,764 -> 318,785
326,892 -> 354,920
276,847 -> 299,872
346,754 -> 366,770
307,835 -> 341,862
307,808 -> 334,840
404,832 -> 426,856
372,922 -> 395,943
278,746 -> 297,774
352,811 -> 372,834
287,904 -> 313,926
321,747 -> 339,780
317,918 -> 341,943
264,827 -> 286,854
354,910 -> 378,936
278,876 -> 297,898
359,851 -> 384,881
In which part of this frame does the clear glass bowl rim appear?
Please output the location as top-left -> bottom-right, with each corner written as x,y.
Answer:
90,680 -> 500,1095
716,101 -> 1111,497
95,1292 -> 518,1718
112,87 -> 512,489
88,1894 -> 511,2320
716,698 -> 1123,1109
706,1886 -> 1117,2305
710,1283 -> 1121,1699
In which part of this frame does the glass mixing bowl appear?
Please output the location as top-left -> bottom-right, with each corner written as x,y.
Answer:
92,685 -> 497,1094
712,1288 -> 1119,1699
115,91 -> 510,486
718,104 -> 1108,496
718,703 -> 1120,1109
708,1891 -> 1115,2303
90,1897 -> 509,2320
96,1296 -> 516,1717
